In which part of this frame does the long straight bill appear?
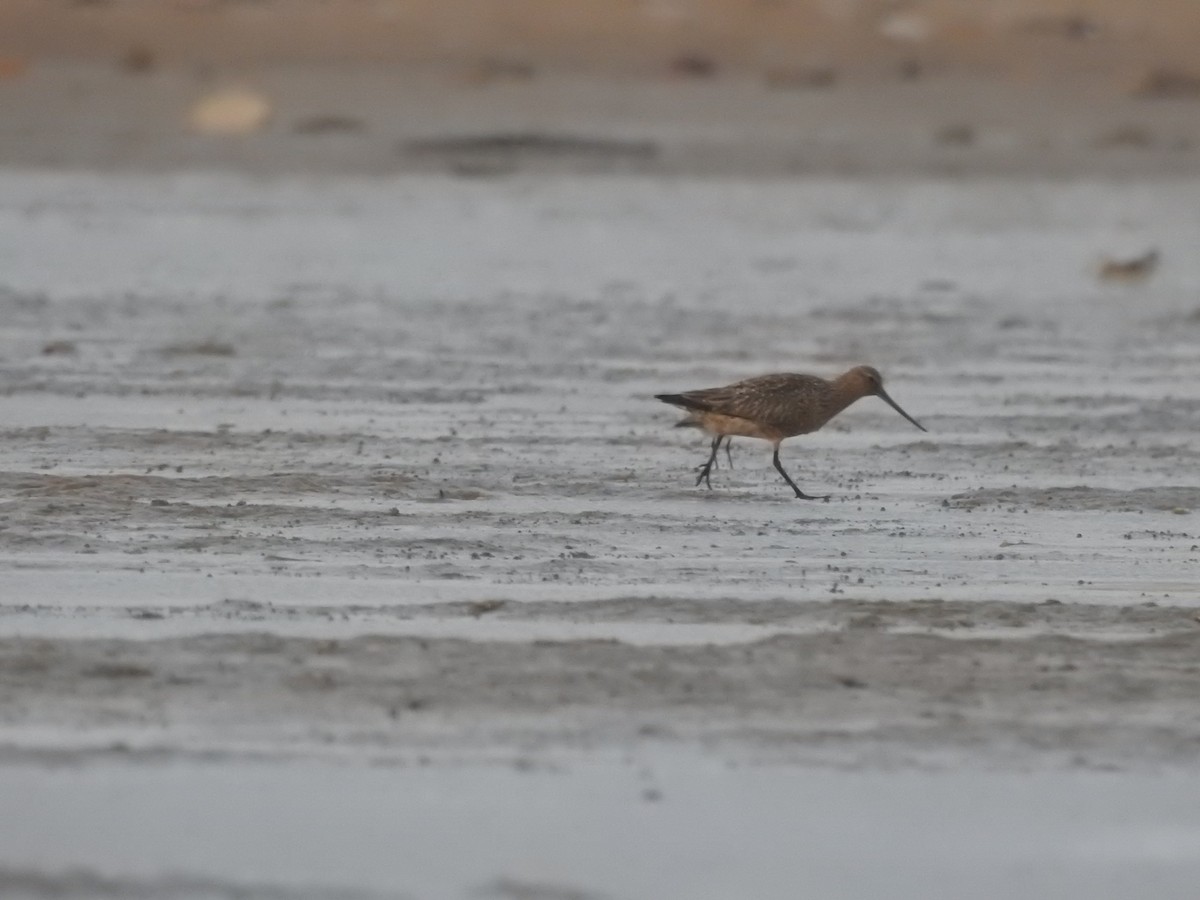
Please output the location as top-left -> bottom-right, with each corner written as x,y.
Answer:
878,389 -> 927,432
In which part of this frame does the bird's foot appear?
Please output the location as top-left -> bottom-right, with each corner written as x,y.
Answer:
793,489 -> 831,501
694,463 -> 715,490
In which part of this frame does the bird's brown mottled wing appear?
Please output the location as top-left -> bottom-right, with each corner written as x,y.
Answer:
675,373 -> 831,434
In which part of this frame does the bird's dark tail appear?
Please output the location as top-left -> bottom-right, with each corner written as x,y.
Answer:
654,392 -> 709,412
655,393 -> 710,429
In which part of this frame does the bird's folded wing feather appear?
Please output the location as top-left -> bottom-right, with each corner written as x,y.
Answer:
681,373 -> 824,423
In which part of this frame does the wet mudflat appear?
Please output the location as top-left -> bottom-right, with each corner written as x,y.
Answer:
5,759 -> 1200,900
2,171 -> 1200,897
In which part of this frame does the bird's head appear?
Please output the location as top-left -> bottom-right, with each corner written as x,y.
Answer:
850,365 -> 926,432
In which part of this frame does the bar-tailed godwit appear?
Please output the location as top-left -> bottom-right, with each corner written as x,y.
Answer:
656,365 -> 926,499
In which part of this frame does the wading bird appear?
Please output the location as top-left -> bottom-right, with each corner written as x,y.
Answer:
656,365 -> 926,499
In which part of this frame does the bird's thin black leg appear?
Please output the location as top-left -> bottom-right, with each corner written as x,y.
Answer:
711,436 -> 730,470
772,447 -> 829,501
694,436 -> 722,489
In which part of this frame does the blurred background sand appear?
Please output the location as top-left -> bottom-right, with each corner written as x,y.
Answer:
4,0 -> 1200,175
6,0 -> 1200,78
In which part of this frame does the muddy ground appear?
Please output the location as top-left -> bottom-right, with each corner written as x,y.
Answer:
1,112 -> 1200,895
3,169 -> 1199,763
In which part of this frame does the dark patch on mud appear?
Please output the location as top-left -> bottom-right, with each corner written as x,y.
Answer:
158,340 -> 237,358
0,866 -> 396,900
403,133 -> 659,174
947,485 -> 1200,511
479,877 -> 606,900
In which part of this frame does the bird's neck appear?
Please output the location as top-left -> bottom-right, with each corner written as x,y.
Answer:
827,373 -> 871,417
